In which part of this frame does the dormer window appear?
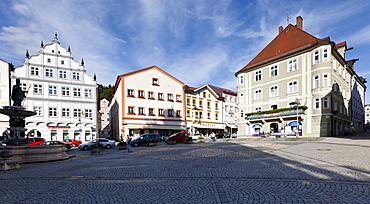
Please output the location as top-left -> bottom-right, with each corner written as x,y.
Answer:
152,78 -> 159,85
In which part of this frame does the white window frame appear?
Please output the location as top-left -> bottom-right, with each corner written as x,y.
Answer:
85,109 -> 92,118
62,108 -> 70,117
85,89 -> 92,98
49,107 -> 57,117
288,81 -> 298,93
49,86 -> 57,95
255,70 -> 262,81
314,50 -> 319,64
34,106 -> 43,116
74,109 -> 82,117
59,71 -> 67,79
254,89 -> 262,100
270,65 -> 278,77
240,75 -> 244,85
315,98 -> 320,109
288,58 -> 298,72
62,87 -> 70,96
270,86 -> 278,97
323,49 -> 328,61
34,84 -> 43,94
314,75 -> 319,88
30,67 -> 39,76
73,88 -> 81,97
45,68 -> 53,77
73,72 -> 80,80
323,97 -> 329,108
323,74 -> 329,87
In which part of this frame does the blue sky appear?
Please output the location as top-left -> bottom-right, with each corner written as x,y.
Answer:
0,0 -> 369,103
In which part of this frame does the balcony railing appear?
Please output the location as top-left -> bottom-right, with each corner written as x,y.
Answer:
246,106 -> 307,120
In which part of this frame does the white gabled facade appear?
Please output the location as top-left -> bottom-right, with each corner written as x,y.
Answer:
99,98 -> 110,138
0,60 -> 11,138
12,33 -> 98,142
109,66 -> 185,140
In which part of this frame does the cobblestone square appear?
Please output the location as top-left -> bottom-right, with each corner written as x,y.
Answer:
1,139 -> 370,203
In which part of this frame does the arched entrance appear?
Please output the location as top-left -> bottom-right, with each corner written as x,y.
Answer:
270,123 -> 279,133
27,129 -> 42,137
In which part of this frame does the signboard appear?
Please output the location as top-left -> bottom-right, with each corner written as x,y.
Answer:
47,126 -> 70,129
79,129 -> 82,132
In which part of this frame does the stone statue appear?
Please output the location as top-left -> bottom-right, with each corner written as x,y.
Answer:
11,79 -> 27,106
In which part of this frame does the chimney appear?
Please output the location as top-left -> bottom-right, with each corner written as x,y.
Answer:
278,26 -> 283,33
296,16 -> 303,29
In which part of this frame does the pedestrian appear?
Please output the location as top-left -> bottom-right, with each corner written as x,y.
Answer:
127,137 -> 133,153
211,132 -> 215,142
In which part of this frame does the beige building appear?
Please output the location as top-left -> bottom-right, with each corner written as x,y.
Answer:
99,98 -> 110,138
235,16 -> 365,137
185,84 -> 237,136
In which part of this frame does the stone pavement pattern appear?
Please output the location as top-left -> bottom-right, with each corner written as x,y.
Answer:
1,139 -> 370,203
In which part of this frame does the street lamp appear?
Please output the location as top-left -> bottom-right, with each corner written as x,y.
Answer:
229,112 -> 234,135
289,99 -> 300,138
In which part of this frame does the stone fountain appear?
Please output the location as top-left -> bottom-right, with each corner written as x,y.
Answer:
0,79 -> 68,170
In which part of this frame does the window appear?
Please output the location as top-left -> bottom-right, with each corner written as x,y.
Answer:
158,93 -> 164,100
128,89 -> 134,97
270,65 -> 278,77
152,78 -> 159,85
315,98 -> 320,109
34,106 -> 42,116
176,110 -> 181,117
20,83 -> 27,91
323,97 -> 329,108
288,59 -> 298,72
176,95 -> 181,102
73,88 -> 81,97
288,81 -> 298,93
45,69 -> 53,77
49,86 -> 57,95
255,90 -> 262,100
62,87 -> 70,96
270,86 -> 278,97
158,109 -> 164,116
148,92 -> 154,99
255,107 -> 262,112
203,92 -> 206,98
74,109 -> 82,117
149,108 -> 155,115
59,71 -> 67,79
73,72 -> 80,80
199,100 -> 203,107
207,112 -> 211,119
31,67 -> 39,76
323,74 -> 329,87
314,75 -> 319,88
186,98 -> 190,105
323,49 -> 328,61
192,99 -> 196,106
271,105 -> 278,110
240,93 -> 244,102
187,110 -> 190,117
34,84 -> 43,94
138,107 -> 145,115
128,107 -> 135,114
168,109 -> 174,117
215,102 -> 218,110
85,89 -> 92,98
240,75 -> 244,84
49,107 -> 57,117
61,60 -> 65,65
62,108 -> 70,117
207,101 -> 211,109
47,58 -> 51,63
240,110 -> 244,118
255,70 -> 262,81
138,90 -> 145,98
167,94 -> 173,101
215,113 -> 219,120
314,50 -> 319,63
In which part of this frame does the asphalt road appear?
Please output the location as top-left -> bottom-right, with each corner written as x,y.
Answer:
1,139 -> 370,203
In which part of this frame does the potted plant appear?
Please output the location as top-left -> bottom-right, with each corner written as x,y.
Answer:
198,135 -> 205,143
146,138 -> 156,147
116,140 -> 127,150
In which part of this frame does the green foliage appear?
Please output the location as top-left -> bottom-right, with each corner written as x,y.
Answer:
98,84 -> 113,101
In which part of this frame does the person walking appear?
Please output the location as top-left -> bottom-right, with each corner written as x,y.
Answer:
211,132 -> 216,142
127,137 -> 133,153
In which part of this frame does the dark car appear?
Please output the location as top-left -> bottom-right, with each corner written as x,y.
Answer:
42,141 -> 72,149
132,134 -> 158,147
165,132 -> 189,143
216,133 -> 229,138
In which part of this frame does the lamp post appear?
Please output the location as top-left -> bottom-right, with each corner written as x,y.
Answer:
229,112 -> 234,135
289,99 -> 300,138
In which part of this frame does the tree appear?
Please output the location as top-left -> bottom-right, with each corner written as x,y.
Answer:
98,84 -> 113,101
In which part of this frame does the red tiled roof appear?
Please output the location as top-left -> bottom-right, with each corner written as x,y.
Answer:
335,41 -> 346,48
237,24 -> 327,73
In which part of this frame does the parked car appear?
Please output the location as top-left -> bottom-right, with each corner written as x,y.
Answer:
78,138 -> 115,150
216,133 -> 228,138
190,133 -> 204,140
26,137 -> 46,145
165,132 -> 189,143
131,134 -> 158,147
63,139 -> 82,147
42,141 -> 72,149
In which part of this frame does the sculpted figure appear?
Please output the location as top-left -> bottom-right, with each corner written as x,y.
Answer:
11,79 -> 27,106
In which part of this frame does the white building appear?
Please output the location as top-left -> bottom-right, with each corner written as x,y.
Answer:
365,104 -> 370,132
109,66 -> 185,140
12,33 -> 98,142
185,84 -> 237,136
0,59 -> 12,139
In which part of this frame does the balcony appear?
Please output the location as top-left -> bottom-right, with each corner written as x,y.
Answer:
246,106 -> 307,120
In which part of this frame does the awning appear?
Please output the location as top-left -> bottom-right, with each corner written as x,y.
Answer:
287,121 -> 302,126
252,124 -> 262,128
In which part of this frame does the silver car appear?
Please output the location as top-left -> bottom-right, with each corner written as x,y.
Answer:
78,138 -> 115,150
